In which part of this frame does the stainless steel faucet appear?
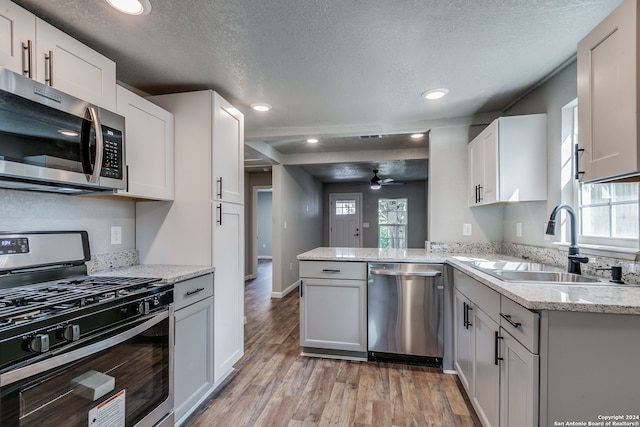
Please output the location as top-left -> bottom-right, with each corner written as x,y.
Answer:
545,204 -> 589,274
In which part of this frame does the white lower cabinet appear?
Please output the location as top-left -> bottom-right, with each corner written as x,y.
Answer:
299,261 -> 367,356
454,291 -> 473,391
454,269 -> 539,427
500,328 -> 539,427
173,273 -> 214,425
472,308 -> 500,427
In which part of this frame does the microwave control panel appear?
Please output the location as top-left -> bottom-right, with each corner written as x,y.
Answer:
101,126 -> 123,180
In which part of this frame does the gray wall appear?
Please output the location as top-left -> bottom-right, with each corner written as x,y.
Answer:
322,181 -> 427,248
272,165 -> 323,294
256,190 -> 273,257
429,125 -> 504,243
502,61 -> 578,247
0,189 -> 136,255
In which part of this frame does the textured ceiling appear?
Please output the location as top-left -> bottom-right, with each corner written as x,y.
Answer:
10,0 -> 623,182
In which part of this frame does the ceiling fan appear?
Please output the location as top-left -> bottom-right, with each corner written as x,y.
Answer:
370,169 -> 404,189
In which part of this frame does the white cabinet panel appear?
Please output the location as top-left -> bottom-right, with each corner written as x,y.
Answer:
472,307 -> 500,427
35,18 -> 116,110
500,329 -> 539,427
300,277 -> 367,352
454,290 -> 473,392
116,86 -> 174,201
0,0 -> 35,76
174,277 -> 214,423
577,0 -> 640,182
213,202 -> 244,381
212,92 -> 244,204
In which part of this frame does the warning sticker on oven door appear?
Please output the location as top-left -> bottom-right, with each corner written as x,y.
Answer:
88,389 -> 126,427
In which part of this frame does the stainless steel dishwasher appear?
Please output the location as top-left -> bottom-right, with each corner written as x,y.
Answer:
368,263 -> 444,366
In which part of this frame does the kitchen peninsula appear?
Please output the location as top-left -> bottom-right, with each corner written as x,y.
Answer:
298,247 -> 640,427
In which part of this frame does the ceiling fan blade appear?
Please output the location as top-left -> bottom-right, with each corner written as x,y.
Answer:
381,178 -> 394,183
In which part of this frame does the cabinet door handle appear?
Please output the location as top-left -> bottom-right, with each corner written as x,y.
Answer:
474,185 -> 479,203
185,287 -> 205,297
495,331 -> 504,365
500,313 -> 522,329
44,50 -> 53,86
574,144 -> 585,180
477,185 -> 483,202
322,269 -> 341,273
466,304 -> 473,329
216,177 -> 223,199
216,204 -> 222,225
299,280 -> 303,298
22,40 -> 32,78
463,302 -> 468,328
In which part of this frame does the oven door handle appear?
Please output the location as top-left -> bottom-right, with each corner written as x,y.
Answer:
0,307 -> 171,387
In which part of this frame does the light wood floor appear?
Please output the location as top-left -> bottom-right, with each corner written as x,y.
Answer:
185,261 -> 481,427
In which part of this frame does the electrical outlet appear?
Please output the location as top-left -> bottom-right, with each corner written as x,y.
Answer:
110,226 -> 122,245
289,262 -> 293,270
462,223 -> 472,236
516,222 -> 523,237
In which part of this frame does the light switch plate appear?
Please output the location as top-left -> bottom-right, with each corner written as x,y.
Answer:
462,223 -> 472,236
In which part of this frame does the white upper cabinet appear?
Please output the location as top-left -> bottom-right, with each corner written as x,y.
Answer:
35,19 -> 116,110
116,86 -> 174,201
0,0 -> 35,77
212,92 -> 244,205
577,0 -> 640,183
468,114 -> 547,207
0,0 -> 116,110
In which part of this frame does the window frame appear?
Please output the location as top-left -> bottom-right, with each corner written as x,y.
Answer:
377,198 -> 408,249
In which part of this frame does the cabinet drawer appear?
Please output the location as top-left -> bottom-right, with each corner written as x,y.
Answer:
174,273 -> 214,310
454,269 -> 500,322
300,261 -> 366,280
500,296 -> 539,354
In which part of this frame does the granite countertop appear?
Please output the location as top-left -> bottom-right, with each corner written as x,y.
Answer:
93,264 -> 214,285
298,247 -> 640,315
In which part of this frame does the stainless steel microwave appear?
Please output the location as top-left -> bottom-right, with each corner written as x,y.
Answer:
0,67 -> 126,194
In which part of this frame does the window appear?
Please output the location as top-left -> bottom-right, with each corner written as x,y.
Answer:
378,198 -> 407,249
570,103 -> 640,246
335,199 -> 356,215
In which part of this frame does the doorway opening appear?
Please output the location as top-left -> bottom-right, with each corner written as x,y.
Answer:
251,187 -> 273,282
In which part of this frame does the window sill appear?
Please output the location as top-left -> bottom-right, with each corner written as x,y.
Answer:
552,242 -> 640,261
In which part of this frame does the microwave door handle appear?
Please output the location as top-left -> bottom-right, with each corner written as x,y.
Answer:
84,106 -> 104,183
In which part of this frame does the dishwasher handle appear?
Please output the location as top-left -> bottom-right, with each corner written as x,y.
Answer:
369,269 -> 441,277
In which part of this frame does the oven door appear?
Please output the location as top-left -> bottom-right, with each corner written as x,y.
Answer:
0,306 -> 174,427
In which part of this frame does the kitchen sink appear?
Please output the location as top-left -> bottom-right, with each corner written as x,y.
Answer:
468,261 -> 560,272
464,259 -> 608,285
491,270 -> 602,283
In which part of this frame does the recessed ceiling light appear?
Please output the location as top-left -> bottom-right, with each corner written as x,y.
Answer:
410,133 -> 424,139
251,103 -> 272,112
104,0 -> 151,15
422,88 -> 449,100
307,138 -> 318,144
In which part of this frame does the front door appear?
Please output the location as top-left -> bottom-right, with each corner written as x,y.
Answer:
329,193 -> 363,247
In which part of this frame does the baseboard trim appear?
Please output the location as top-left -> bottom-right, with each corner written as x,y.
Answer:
271,279 -> 299,299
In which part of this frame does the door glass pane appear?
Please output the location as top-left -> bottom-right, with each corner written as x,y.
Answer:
335,200 -> 356,215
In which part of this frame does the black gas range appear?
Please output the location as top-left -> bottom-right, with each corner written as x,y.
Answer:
0,231 -> 174,427
0,231 -> 172,372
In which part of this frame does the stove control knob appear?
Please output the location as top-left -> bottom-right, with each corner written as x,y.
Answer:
28,334 -> 50,353
137,301 -> 150,315
62,324 -> 80,342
